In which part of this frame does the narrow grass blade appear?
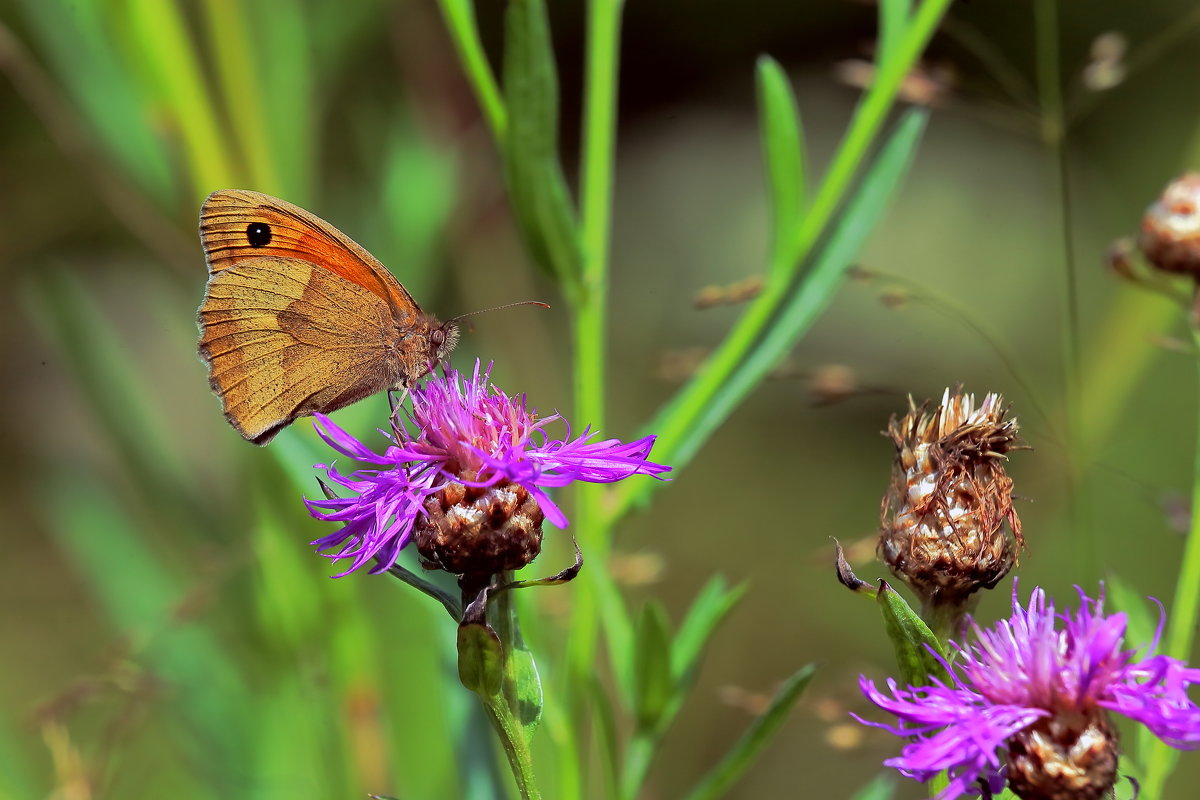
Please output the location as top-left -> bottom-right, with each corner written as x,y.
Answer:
202,0 -> 287,195
374,123 -> 458,299
24,269 -> 200,517
638,109 -> 928,485
501,0 -> 582,291
13,0 -> 175,201
755,56 -> 806,276
590,675 -> 621,792
324,583 -> 397,794
44,475 -> 251,784
438,0 -> 508,141
633,602 -> 673,732
671,576 -> 745,685
123,0 -> 237,194
0,714 -> 36,800
253,674 -> 348,798
255,0 -> 316,203
252,490 -> 328,651
683,664 -> 816,800
850,773 -> 897,800
877,0 -> 912,68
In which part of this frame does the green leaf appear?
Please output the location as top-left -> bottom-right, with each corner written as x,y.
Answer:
877,581 -> 948,686
672,576 -> 746,683
652,109 -> 929,476
501,0 -> 582,290
849,773 -> 897,800
505,628 -> 545,734
877,0 -> 913,69
755,55 -> 806,274
633,602 -> 674,732
491,585 -> 543,738
683,664 -> 816,800
458,622 -> 505,697
620,582 -> 744,800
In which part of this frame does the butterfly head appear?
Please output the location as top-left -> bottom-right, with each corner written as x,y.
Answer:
431,319 -> 461,369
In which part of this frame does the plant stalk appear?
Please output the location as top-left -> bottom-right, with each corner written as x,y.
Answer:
1141,322 -> 1200,798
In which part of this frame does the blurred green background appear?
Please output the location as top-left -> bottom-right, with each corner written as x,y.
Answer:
3,0 -> 1200,798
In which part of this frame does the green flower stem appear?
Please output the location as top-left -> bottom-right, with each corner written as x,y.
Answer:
436,0 -> 508,143
1141,323 -> 1200,798
574,0 -> 623,500
608,0 -> 955,521
1034,0 -> 1093,573
567,0 -> 624,687
480,697 -> 541,800
481,581 -> 544,800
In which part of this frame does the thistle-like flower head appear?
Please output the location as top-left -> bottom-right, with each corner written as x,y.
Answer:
856,585 -> 1200,799
306,361 -> 670,576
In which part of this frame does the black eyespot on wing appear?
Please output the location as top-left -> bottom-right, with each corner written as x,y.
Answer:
246,222 -> 272,248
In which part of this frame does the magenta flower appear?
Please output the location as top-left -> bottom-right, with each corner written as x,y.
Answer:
306,362 -> 670,576
856,585 -> 1200,799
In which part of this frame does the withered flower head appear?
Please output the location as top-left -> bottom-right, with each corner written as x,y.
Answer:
1140,172 -> 1200,278
879,389 -> 1022,620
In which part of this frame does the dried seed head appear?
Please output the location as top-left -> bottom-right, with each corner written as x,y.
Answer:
1006,711 -> 1119,800
1140,172 -> 1200,277
414,478 -> 544,577
879,389 -> 1023,616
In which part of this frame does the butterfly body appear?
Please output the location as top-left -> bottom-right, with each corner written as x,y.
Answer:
198,190 -> 458,445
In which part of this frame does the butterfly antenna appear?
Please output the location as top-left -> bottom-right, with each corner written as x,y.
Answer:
448,300 -> 550,325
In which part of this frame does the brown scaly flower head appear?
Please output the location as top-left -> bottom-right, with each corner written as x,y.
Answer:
1140,172 -> 1200,279
879,389 -> 1023,636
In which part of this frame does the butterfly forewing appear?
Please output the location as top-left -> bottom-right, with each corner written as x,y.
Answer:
200,189 -> 421,317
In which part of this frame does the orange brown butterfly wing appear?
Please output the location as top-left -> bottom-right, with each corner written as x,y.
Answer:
198,256 -> 405,445
199,189 -> 421,322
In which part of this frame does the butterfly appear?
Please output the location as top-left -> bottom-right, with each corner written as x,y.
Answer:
197,189 -> 459,445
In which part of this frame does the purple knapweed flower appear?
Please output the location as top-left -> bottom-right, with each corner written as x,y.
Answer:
855,585 -> 1200,800
305,361 -> 670,577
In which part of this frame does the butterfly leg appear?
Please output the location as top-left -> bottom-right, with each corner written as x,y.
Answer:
388,387 -> 410,438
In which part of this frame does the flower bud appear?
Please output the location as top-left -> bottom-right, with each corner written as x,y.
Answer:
1140,172 -> 1200,277
878,389 -> 1023,622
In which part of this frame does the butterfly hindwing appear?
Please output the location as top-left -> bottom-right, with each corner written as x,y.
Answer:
198,256 -> 401,444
